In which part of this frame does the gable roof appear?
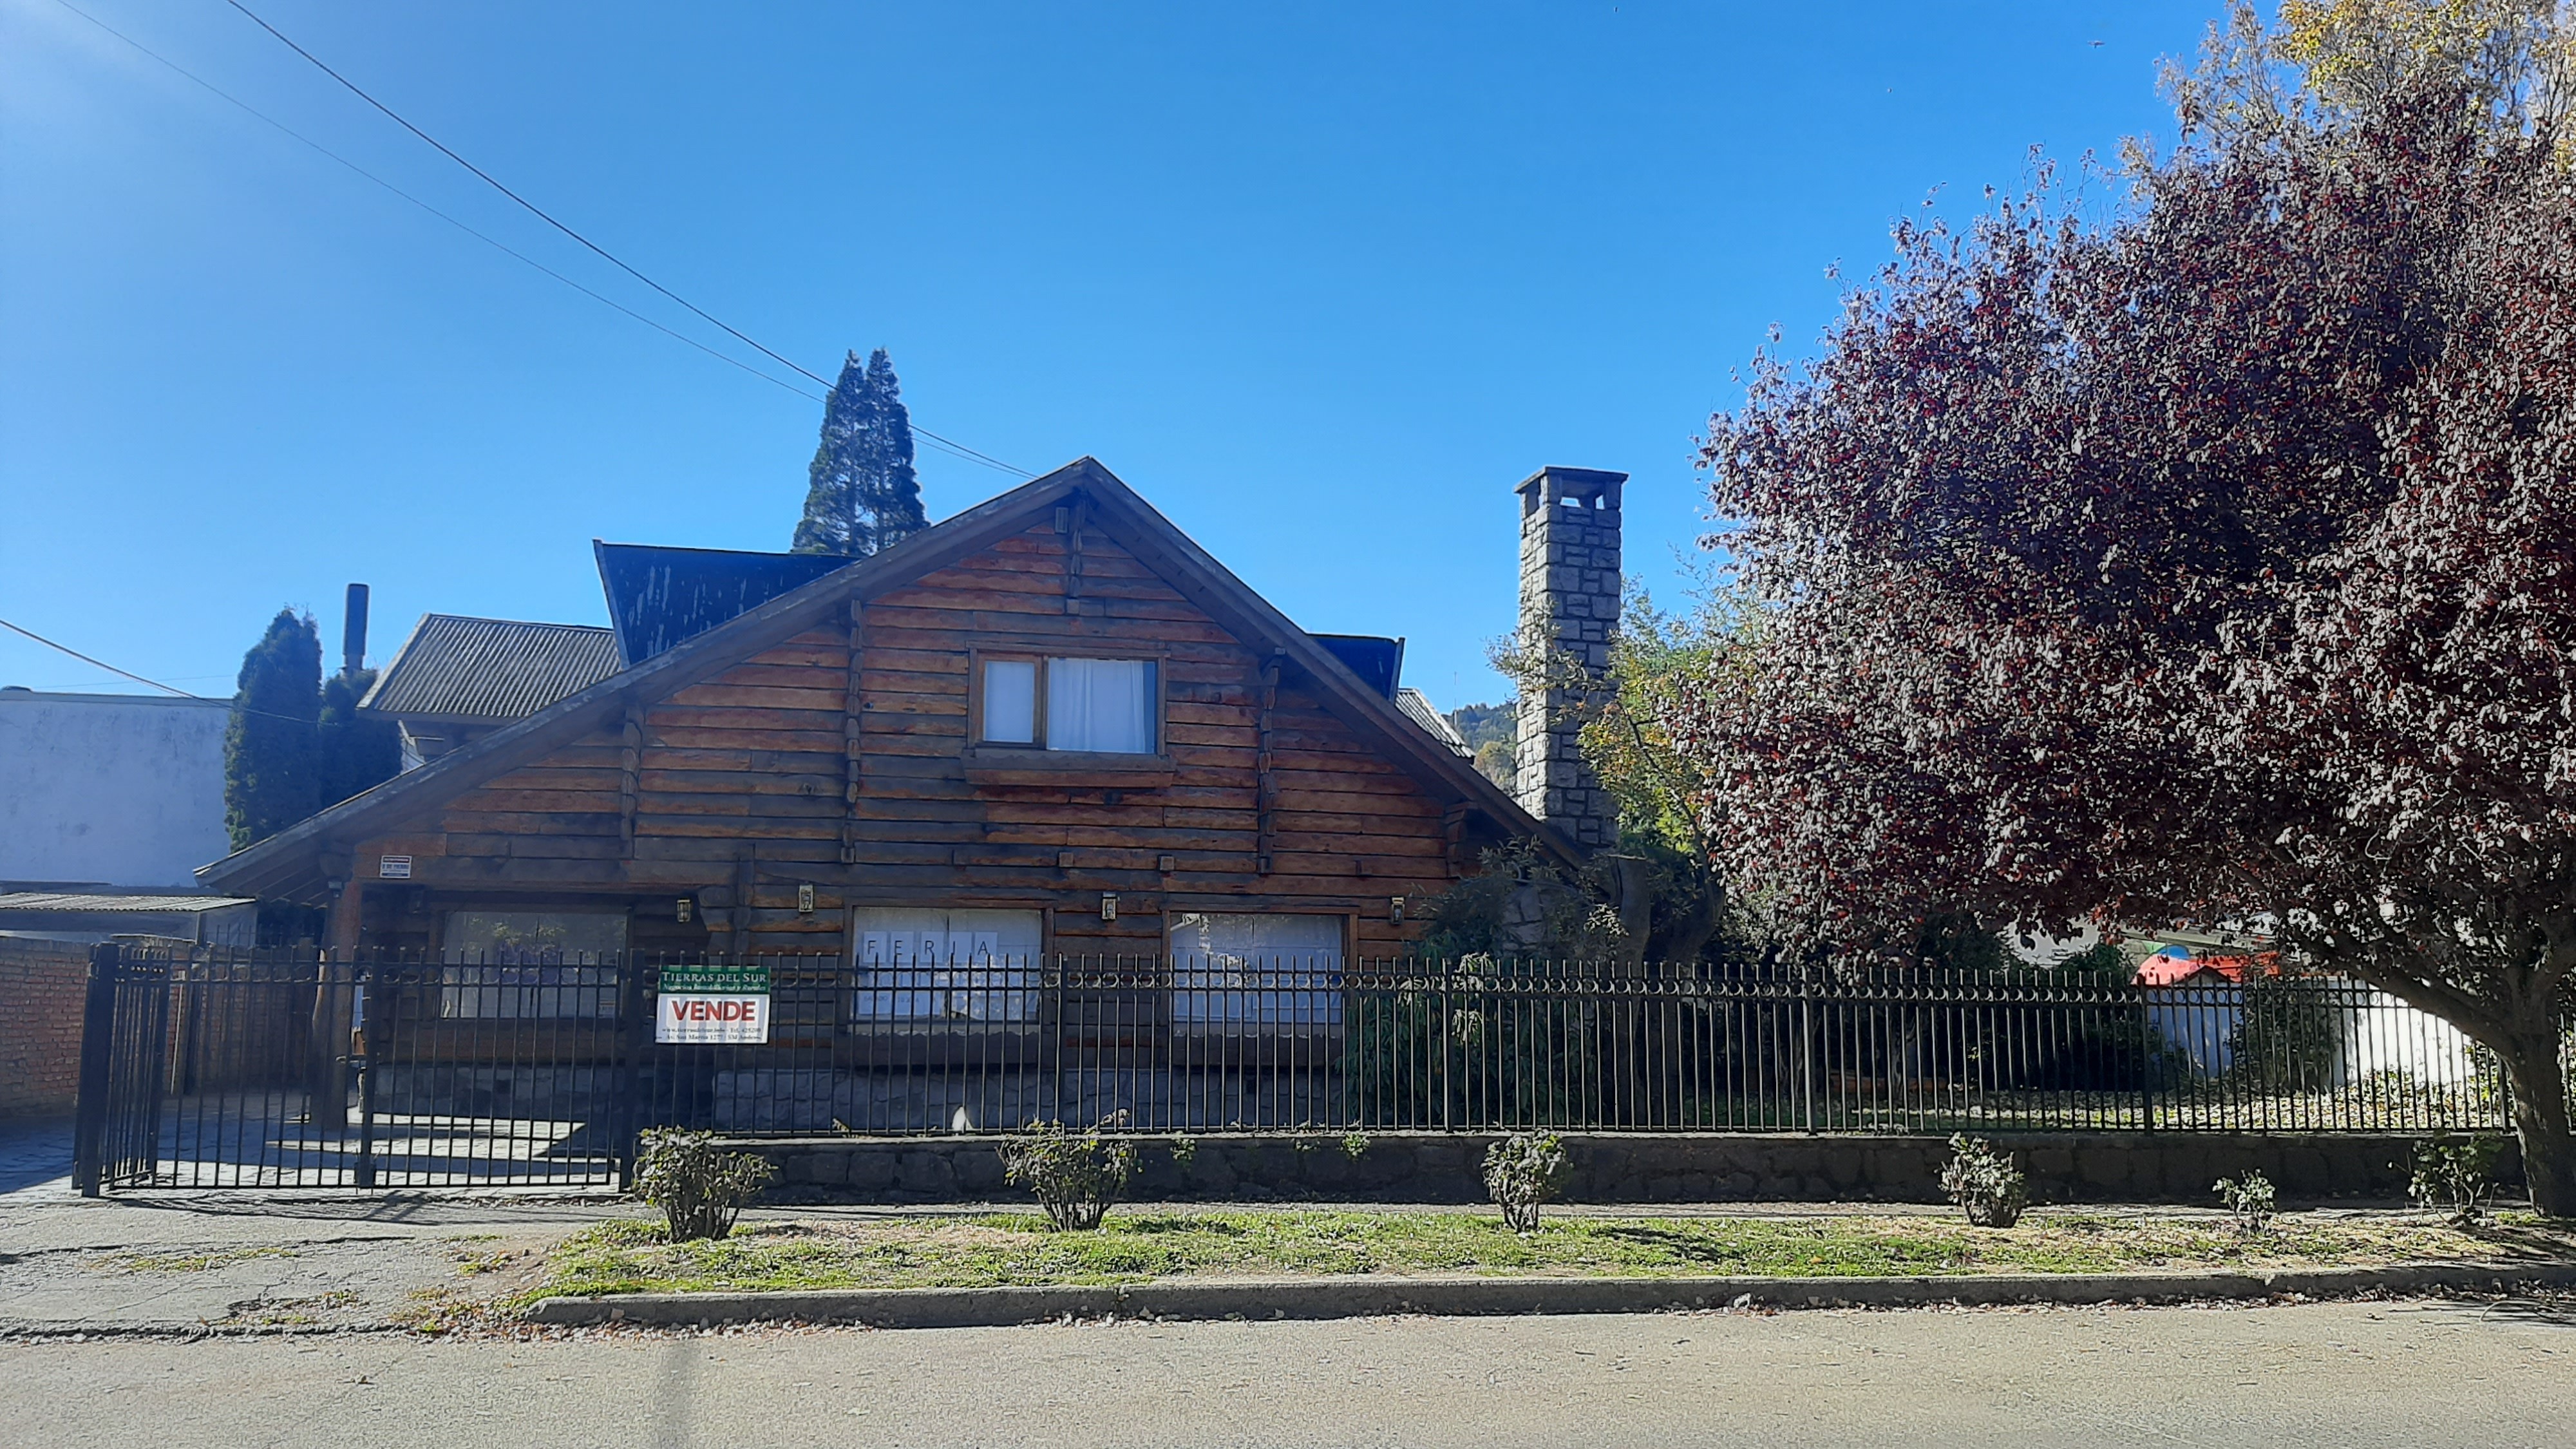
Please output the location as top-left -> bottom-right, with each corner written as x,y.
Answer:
594,542 -> 849,667
199,458 -> 1571,898
360,614 -> 624,723
1395,688 -> 1471,757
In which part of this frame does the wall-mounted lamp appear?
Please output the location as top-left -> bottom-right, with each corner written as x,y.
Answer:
1101,893 -> 1119,922
798,883 -> 817,916
676,896 -> 693,923
1390,895 -> 1406,923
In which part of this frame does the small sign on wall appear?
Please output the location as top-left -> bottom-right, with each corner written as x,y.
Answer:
655,962 -> 771,1044
378,855 -> 413,880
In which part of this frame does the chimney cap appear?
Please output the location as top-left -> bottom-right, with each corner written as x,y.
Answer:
1515,466 -> 1627,509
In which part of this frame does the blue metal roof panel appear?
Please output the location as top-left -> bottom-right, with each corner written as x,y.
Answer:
1310,634 -> 1404,699
594,542 -> 851,665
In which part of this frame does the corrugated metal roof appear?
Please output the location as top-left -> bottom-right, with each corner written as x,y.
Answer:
1395,687 -> 1472,757
595,542 -> 851,666
361,615 -> 624,722
0,893 -> 255,913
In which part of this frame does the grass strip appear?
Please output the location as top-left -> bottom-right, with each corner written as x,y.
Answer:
516,1209 -> 2575,1309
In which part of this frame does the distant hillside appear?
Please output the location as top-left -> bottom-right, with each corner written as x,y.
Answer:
1446,701 -> 1516,790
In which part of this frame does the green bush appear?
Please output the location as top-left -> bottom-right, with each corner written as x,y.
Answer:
2214,1170 -> 2277,1234
2228,977 -> 2344,1093
998,1114 -> 1138,1231
1483,1132 -> 1573,1233
632,1128 -> 776,1242
1940,1135 -> 2028,1227
2409,1134 -> 2505,1226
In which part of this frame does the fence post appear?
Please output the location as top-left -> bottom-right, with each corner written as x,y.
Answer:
352,958 -> 378,1189
1797,969 -> 1818,1135
71,942 -> 124,1197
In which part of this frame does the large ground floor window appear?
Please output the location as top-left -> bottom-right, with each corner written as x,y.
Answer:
1170,912 -> 1345,1032
851,908 -> 1044,1023
439,910 -> 625,1018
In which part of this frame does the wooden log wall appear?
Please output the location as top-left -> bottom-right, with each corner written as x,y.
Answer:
348,516 -> 1477,960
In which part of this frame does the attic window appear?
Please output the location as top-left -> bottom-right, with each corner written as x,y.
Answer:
978,655 -> 1159,755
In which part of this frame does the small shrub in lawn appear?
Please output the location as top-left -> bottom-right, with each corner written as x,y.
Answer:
1484,1132 -> 1572,1233
1940,1135 -> 2028,1228
2214,1171 -> 2277,1234
2410,1134 -> 2505,1226
632,1128 -> 776,1242
998,1113 -> 1137,1231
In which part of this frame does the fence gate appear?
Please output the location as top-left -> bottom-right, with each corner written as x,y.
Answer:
73,945 -> 632,1193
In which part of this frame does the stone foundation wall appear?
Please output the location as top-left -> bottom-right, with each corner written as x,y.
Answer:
735,1130 -> 2514,1207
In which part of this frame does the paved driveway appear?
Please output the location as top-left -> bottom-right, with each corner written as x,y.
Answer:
8,1297 -> 2573,1448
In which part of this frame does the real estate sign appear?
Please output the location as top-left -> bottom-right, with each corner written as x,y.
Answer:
656,963 -> 771,1044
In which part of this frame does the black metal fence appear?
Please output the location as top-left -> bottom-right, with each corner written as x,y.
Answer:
72,945 -> 2532,1192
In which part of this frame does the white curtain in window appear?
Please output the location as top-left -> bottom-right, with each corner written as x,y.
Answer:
1046,657 -> 1154,753
851,908 -> 1043,1022
1171,912 -> 1344,1029
981,659 -> 1037,744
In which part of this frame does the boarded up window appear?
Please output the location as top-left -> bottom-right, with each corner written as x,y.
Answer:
851,907 -> 1043,1023
1170,912 -> 1345,1031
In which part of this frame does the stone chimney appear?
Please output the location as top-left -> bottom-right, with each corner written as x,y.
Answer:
1513,466 -> 1625,851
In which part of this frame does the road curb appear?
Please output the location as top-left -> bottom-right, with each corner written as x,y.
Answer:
522,1261 -> 2576,1329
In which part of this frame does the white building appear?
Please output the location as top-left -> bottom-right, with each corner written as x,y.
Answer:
0,689 -> 232,889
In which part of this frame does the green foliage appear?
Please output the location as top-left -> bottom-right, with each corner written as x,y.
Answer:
1168,1135 -> 1198,1173
2057,942 -> 2132,977
2229,978 -> 2344,1093
525,1205 -> 2557,1305
224,609 -> 321,850
793,348 -> 925,557
1482,1132 -> 1573,1233
633,1128 -> 777,1242
998,1115 -> 1138,1231
2215,1171 -> 2278,1234
317,667 -> 399,810
2410,1134 -> 2505,1226
1447,702 -> 1518,789
1940,1135 -> 2029,1227
223,612 -> 400,851
1341,1132 -> 1372,1160
1341,954 -> 1607,1128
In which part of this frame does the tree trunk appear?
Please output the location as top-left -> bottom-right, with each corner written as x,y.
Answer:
2501,1021 -> 2576,1218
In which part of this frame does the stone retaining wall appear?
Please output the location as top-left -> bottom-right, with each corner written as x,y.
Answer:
735,1130 -> 2515,1206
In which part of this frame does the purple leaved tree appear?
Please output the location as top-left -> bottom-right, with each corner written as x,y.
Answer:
1681,3 -> 2576,1213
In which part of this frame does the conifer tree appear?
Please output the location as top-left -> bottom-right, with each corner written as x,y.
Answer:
224,609 -> 321,849
319,667 -> 399,809
792,348 -> 927,556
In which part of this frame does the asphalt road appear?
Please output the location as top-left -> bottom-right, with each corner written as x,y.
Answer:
8,1297 -> 2573,1449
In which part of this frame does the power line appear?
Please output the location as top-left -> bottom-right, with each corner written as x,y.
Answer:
52,0 -> 826,403
0,618 -> 365,727
220,0 -> 1035,479
0,618 -> 202,697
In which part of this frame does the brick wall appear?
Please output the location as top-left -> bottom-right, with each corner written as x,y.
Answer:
0,938 -> 92,1117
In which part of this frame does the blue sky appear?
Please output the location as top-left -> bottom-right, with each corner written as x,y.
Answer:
2,0 -> 2215,709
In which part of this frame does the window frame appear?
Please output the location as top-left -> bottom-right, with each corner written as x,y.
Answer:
967,647 -> 1167,756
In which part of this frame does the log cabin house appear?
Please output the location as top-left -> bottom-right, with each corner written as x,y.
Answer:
194,458 -> 1626,1127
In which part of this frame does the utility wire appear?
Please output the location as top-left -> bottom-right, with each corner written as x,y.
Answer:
220,0 -> 1035,478
0,617 -> 380,726
1,618 -> 201,698
53,0 -> 824,402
